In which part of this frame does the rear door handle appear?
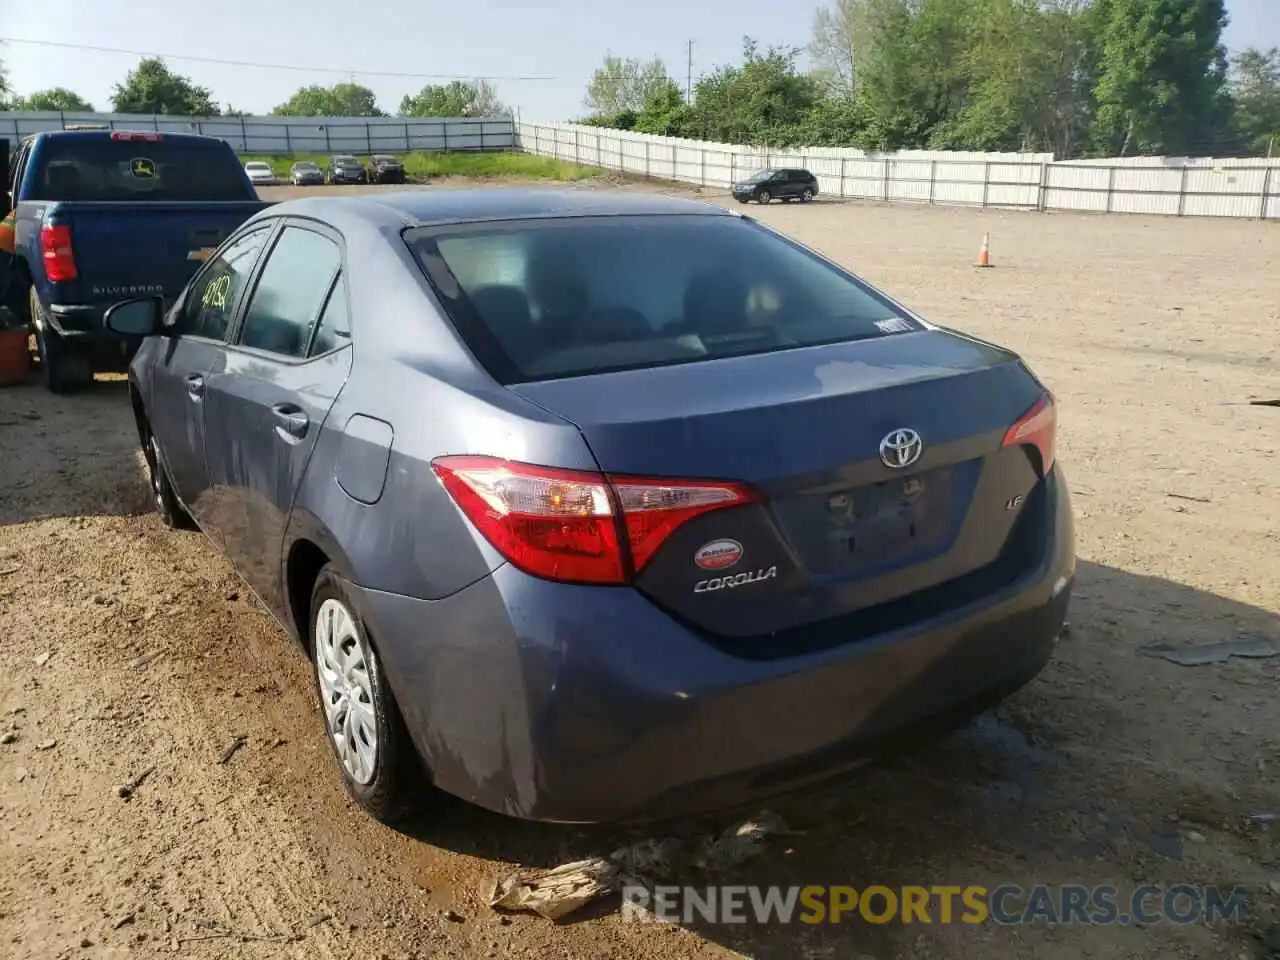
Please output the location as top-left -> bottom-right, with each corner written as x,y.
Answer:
270,403 -> 309,441
185,373 -> 204,399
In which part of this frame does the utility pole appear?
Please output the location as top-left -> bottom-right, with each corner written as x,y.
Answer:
686,40 -> 695,104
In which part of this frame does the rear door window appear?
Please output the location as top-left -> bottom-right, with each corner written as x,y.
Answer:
28,135 -> 255,202
407,214 -> 920,384
236,226 -> 342,359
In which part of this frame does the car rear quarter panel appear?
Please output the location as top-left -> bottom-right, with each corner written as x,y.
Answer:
282,226 -> 600,608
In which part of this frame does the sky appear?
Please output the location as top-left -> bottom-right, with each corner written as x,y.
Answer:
2,0 -> 1278,121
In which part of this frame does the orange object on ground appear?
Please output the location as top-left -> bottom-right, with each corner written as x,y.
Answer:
975,232 -> 994,267
0,329 -> 31,386
0,210 -> 15,256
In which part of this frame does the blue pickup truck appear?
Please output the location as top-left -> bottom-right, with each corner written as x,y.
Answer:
4,129 -> 270,392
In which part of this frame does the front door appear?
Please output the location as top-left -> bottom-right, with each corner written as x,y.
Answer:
149,224 -> 273,531
203,222 -> 352,617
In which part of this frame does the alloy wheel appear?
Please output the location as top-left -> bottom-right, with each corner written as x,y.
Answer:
314,598 -> 378,785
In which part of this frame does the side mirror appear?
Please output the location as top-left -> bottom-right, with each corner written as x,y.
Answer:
104,297 -> 164,337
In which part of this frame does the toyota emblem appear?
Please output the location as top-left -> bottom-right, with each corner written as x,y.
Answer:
879,428 -> 923,469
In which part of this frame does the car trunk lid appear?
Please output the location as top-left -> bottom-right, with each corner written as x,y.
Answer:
508,330 -> 1050,638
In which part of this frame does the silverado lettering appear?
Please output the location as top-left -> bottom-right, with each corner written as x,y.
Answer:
92,284 -> 165,298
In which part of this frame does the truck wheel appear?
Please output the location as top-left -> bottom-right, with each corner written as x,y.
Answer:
30,290 -> 93,394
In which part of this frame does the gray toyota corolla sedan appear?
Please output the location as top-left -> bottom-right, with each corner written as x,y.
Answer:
105,190 -> 1074,824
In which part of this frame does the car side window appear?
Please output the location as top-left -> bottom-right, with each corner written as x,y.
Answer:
308,273 -> 351,357
237,226 -> 341,359
173,226 -> 271,341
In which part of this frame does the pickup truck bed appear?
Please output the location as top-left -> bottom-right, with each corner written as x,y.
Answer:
31,199 -> 267,333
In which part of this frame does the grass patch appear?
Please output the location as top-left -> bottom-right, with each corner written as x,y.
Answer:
239,150 -> 599,182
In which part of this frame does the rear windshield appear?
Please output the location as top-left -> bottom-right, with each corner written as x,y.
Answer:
407,215 -> 921,383
29,136 -> 254,202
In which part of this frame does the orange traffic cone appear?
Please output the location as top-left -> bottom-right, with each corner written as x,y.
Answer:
975,232 -> 994,268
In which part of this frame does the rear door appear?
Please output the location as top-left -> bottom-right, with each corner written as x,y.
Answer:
202,221 -> 353,615
149,223 -> 274,532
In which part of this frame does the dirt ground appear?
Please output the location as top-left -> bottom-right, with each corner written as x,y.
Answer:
1,179 -> 1278,960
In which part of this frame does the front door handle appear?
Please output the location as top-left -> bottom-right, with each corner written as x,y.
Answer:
185,373 -> 205,399
270,403 -> 309,441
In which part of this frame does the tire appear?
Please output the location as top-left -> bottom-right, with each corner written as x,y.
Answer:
801,187 -> 815,202
310,566 -> 417,824
30,289 -> 92,394
756,189 -> 772,204
143,427 -> 194,529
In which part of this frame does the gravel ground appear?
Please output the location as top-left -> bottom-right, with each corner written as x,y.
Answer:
1,179 -> 1278,960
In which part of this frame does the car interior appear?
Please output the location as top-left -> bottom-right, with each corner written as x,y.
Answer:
431,220 -> 905,379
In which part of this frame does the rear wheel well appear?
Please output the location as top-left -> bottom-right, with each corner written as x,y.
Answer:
287,540 -> 330,648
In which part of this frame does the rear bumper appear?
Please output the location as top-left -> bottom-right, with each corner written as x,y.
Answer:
49,303 -> 104,333
357,468 -> 1075,823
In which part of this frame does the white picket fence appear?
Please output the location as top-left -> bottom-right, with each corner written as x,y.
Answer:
517,120 -> 1280,220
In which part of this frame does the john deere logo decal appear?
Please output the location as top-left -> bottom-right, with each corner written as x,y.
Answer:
130,158 -> 156,179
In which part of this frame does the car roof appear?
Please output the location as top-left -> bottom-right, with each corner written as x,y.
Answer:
262,188 -> 734,229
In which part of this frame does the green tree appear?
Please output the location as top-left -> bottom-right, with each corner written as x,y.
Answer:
222,104 -> 251,118
9,88 -> 96,112
1229,47 -> 1280,155
685,39 -> 824,145
810,0 -> 878,97
112,58 -> 219,115
0,56 -> 10,110
272,83 -> 384,117
632,80 -> 694,135
584,55 -> 675,116
940,0 -> 1095,155
849,0 -> 975,149
1091,0 -> 1231,155
399,80 -> 507,117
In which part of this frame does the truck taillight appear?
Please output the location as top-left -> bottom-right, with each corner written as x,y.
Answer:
40,225 -> 78,282
110,131 -> 163,142
1002,392 -> 1056,475
431,456 -> 758,585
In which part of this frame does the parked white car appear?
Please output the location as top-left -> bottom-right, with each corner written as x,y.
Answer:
243,161 -> 279,186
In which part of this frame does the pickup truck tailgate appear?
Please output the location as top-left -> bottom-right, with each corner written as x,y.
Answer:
49,200 -> 269,303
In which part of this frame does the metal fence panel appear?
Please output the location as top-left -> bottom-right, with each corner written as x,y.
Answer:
516,120 -> 1278,220
0,111 -> 516,155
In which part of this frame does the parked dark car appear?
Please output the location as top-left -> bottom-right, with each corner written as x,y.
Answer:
326,155 -> 367,184
368,155 -> 406,184
5,129 -> 268,392
732,168 -> 819,204
290,161 -> 325,186
105,190 -> 1074,825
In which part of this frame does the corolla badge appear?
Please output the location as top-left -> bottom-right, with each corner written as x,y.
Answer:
694,538 -> 744,571
694,566 -> 778,594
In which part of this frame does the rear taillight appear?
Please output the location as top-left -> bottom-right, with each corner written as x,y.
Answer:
40,224 -> 77,282
431,456 -> 758,585
1003,392 -> 1056,474
110,131 -> 163,142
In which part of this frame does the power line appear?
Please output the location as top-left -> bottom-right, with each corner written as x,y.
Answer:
0,36 -> 560,83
